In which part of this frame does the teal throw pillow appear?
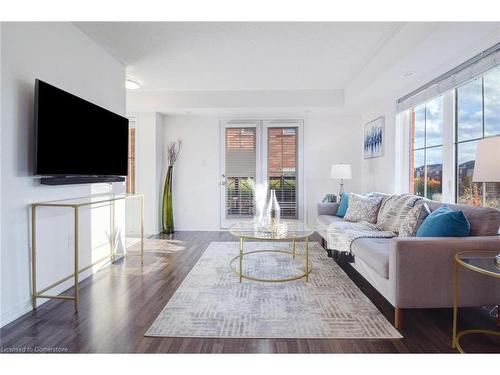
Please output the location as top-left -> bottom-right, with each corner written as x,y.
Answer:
336,193 -> 349,218
416,204 -> 470,237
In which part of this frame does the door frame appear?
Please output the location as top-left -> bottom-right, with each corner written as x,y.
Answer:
262,119 -> 305,222
218,117 -> 305,229
218,119 -> 261,229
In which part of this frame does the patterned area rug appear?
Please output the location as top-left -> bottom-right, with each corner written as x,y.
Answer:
145,241 -> 402,339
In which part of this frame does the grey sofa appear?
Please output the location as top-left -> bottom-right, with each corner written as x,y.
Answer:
317,197 -> 500,329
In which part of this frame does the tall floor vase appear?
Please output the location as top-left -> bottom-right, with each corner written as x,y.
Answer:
162,165 -> 174,234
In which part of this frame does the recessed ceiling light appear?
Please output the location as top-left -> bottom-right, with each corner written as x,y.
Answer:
403,71 -> 415,78
125,78 -> 141,90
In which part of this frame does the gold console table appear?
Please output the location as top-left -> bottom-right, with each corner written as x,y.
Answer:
31,193 -> 144,313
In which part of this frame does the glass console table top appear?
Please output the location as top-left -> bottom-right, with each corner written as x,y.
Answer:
33,193 -> 143,207
228,220 -> 314,240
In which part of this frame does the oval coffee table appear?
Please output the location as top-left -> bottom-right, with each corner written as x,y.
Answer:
228,221 -> 314,283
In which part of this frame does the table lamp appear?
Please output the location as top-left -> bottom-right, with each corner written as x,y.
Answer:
472,135 -> 500,267
330,164 -> 352,197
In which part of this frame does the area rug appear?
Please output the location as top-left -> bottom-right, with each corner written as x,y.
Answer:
145,241 -> 402,339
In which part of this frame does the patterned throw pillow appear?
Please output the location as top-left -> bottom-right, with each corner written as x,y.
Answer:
343,193 -> 383,224
376,194 -> 423,233
399,202 -> 431,237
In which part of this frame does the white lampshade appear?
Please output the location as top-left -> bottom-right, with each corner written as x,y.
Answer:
472,136 -> 500,182
330,164 -> 352,180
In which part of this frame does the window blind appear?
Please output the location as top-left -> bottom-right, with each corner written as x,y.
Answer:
225,127 -> 256,217
397,42 -> 500,112
225,128 -> 256,178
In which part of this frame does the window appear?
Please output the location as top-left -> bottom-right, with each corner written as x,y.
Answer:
409,96 -> 444,201
126,126 -> 135,194
225,128 -> 256,217
456,70 -> 500,209
267,127 -> 298,218
220,119 -> 303,227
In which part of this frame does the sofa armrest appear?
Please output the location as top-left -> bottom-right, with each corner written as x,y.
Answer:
389,236 -> 500,308
317,202 -> 340,216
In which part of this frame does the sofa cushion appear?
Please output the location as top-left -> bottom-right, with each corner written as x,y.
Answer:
336,193 -> 349,218
344,193 -> 383,224
416,204 -> 471,237
351,238 -> 391,279
317,214 -> 344,228
376,194 -> 422,233
399,202 -> 431,237
426,201 -> 500,236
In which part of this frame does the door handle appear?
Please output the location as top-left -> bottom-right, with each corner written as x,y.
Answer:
221,174 -> 227,186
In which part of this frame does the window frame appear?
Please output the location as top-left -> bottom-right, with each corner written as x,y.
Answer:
408,97 -> 445,200
404,67 -> 500,207
454,73 -> 500,207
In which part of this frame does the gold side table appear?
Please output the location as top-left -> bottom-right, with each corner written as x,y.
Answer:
228,221 -> 314,283
452,250 -> 500,353
31,193 -> 144,313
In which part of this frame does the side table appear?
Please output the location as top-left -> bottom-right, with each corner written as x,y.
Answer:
452,250 -> 500,353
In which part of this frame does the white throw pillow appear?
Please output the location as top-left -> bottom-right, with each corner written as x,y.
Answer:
399,202 -> 431,237
343,193 -> 383,224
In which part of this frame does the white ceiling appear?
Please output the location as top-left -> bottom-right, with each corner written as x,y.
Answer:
76,22 -> 402,91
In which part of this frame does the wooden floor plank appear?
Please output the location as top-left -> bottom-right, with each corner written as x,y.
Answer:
1,231 -> 498,353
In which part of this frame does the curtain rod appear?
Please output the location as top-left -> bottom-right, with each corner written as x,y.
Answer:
397,41 -> 500,104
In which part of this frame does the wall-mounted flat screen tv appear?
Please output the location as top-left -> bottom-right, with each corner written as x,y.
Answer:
35,79 -> 129,177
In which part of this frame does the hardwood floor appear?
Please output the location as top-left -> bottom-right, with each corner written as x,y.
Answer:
1,231 -> 499,353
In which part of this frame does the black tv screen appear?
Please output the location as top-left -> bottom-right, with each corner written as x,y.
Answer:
35,79 -> 129,176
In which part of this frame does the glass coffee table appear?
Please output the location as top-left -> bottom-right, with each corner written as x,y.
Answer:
452,250 -> 500,353
228,221 -> 314,283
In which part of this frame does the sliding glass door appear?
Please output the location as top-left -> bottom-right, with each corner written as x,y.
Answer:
219,119 -> 303,228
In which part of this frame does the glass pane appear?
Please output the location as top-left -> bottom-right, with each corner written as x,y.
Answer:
412,104 -> 426,149
268,127 -> 298,218
226,177 -> 254,216
425,96 -> 443,147
411,149 -> 425,197
457,78 -> 483,142
485,182 -> 500,209
457,141 -> 483,206
483,68 -> 500,137
425,147 -> 442,201
225,127 -> 256,217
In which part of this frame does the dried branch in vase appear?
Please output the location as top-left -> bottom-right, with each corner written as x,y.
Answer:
167,139 -> 182,166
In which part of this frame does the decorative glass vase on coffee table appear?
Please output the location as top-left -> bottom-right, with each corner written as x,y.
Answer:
228,221 -> 314,283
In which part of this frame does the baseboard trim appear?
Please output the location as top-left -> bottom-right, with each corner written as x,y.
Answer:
0,300 -> 35,328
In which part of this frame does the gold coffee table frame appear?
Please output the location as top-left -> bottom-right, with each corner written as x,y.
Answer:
31,193 -> 144,313
452,250 -> 500,353
228,222 -> 314,283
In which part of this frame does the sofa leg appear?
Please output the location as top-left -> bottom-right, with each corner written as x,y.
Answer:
326,249 -> 333,258
394,308 -> 403,330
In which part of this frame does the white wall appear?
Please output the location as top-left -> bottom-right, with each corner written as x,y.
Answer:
0,23 -> 126,327
133,112 -> 164,235
161,113 -> 362,230
304,113 -> 362,224
0,23 -> 3,312
359,97 -> 401,194
162,115 -> 220,231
